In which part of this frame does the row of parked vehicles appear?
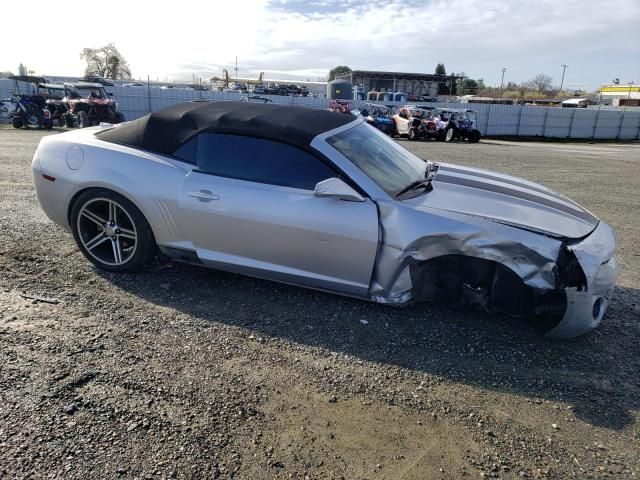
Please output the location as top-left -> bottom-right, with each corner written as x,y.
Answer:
7,75 -> 125,130
228,82 -> 311,97
330,100 -> 481,143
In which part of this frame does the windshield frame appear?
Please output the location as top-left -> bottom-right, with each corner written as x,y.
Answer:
322,121 -> 430,200
75,86 -> 108,99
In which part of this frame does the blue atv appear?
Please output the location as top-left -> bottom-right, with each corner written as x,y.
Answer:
8,75 -> 53,129
353,102 -> 395,135
436,108 -> 481,143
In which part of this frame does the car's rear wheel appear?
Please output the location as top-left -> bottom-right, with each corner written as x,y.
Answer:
77,111 -> 89,128
12,116 -> 22,128
70,189 -> 156,272
114,111 -> 125,123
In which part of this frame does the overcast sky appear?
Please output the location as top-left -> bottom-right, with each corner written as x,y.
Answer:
2,0 -> 639,90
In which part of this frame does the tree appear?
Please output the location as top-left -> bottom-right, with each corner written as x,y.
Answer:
327,66 -> 351,82
434,63 -> 446,76
459,78 -> 480,95
524,74 -> 553,93
450,72 -> 457,95
0,71 -> 14,78
80,44 -> 132,79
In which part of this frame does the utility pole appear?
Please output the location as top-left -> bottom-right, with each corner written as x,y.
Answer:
234,56 -> 239,80
499,68 -> 506,98
560,64 -> 568,92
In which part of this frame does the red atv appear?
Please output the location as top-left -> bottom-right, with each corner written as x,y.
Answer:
328,99 -> 352,115
62,82 -> 125,128
39,83 -> 68,127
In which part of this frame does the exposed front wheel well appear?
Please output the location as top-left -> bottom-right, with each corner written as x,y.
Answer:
410,254 -> 567,331
410,255 -> 532,316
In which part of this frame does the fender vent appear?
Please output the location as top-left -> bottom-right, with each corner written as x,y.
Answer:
154,200 -> 179,240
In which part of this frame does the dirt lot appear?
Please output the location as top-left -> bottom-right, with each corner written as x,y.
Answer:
1,127 -> 639,479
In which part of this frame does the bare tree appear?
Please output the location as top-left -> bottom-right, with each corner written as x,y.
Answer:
523,74 -> 553,93
80,44 -> 132,79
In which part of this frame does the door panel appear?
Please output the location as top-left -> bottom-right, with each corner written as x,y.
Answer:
177,171 -> 379,296
394,115 -> 409,134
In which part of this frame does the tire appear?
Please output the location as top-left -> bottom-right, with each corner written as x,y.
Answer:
44,118 -> 53,130
24,109 -> 44,129
12,116 -> 22,128
444,127 -> 455,142
63,113 -> 74,128
408,128 -> 416,141
77,110 -> 89,128
114,111 -> 125,123
468,129 -> 481,143
70,189 -> 157,272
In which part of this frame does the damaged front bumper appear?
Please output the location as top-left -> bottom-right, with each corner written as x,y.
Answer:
546,221 -> 617,339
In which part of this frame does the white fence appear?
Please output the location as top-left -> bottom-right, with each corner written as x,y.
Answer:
2,79 -> 640,139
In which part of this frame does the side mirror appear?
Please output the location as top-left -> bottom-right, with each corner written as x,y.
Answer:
314,178 -> 364,202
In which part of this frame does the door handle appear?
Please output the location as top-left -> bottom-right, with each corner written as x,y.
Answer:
188,190 -> 219,201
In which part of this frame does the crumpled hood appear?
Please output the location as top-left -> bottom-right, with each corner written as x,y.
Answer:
405,163 -> 599,239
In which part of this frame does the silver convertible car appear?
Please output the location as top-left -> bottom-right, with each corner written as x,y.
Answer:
32,101 -> 617,338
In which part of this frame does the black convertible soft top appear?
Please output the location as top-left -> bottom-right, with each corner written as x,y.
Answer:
98,101 -> 356,155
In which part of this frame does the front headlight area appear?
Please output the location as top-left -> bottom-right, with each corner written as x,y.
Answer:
544,224 -> 617,339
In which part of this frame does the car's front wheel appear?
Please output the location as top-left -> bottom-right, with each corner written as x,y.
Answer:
70,189 -> 156,272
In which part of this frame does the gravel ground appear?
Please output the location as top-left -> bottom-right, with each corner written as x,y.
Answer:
0,126 -> 639,479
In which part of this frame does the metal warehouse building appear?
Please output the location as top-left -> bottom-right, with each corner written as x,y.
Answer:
336,70 -> 463,99
599,84 -> 640,106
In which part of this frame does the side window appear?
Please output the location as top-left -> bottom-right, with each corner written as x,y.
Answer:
172,136 -> 198,164
197,134 -> 337,190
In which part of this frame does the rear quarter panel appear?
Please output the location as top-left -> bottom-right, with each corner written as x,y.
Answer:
35,129 -> 189,245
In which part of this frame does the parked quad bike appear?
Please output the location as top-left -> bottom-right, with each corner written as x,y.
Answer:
357,103 -> 395,135
436,108 -> 481,143
393,107 -> 438,141
8,75 -> 53,129
40,83 -> 69,127
62,82 -> 125,128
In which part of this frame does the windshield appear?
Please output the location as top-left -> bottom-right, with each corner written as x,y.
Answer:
326,123 -> 427,196
76,87 -> 107,99
47,88 -> 65,99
